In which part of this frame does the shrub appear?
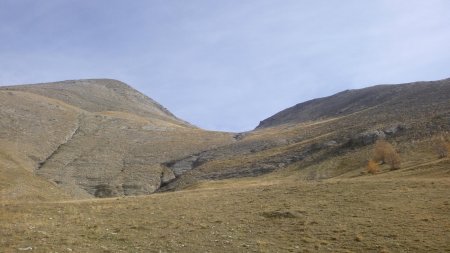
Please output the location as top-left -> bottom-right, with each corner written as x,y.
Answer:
372,140 -> 401,169
366,160 -> 379,174
385,150 -> 401,169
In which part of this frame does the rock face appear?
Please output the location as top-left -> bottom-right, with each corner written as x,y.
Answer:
0,79 -> 234,198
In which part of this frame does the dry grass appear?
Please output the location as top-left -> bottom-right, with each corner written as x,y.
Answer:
0,146 -> 69,203
1,172 -> 449,252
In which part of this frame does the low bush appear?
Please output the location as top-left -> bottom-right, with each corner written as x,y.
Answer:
372,140 -> 401,169
366,160 -> 379,174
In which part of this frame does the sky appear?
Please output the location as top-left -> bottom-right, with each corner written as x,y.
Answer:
0,0 -> 449,132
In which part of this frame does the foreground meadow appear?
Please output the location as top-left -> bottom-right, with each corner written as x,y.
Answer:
1,163 -> 449,252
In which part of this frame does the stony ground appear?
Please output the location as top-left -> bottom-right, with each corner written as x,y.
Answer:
1,167 -> 449,253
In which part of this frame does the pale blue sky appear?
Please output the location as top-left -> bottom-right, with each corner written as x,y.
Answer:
1,0 -> 449,132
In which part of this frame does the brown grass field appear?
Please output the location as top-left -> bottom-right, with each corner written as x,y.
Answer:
1,155 -> 449,252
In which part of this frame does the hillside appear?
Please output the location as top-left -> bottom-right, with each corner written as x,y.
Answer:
160,78 -> 450,191
0,79 -> 234,199
1,78 -> 449,198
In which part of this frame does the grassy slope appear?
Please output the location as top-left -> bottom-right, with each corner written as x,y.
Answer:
0,90 -> 82,201
0,145 -> 70,202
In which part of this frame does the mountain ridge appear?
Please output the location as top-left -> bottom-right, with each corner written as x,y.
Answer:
256,77 -> 450,129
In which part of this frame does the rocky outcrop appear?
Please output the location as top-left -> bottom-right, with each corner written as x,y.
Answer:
346,124 -> 407,147
164,155 -> 201,177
